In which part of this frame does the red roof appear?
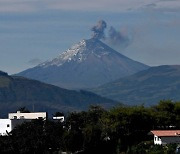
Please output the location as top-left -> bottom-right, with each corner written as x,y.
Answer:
151,130 -> 180,137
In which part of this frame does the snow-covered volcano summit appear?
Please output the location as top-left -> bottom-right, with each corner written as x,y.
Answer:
17,38 -> 149,89
40,39 -> 87,67
39,39 -> 116,67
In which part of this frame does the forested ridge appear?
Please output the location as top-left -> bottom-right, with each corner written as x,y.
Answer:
0,100 -> 179,154
0,72 -> 116,117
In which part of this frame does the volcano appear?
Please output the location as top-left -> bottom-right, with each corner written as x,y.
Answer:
17,38 -> 149,89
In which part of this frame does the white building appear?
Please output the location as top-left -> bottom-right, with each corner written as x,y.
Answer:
0,119 -> 25,136
53,116 -> 64,122
151,130 -> 180,145
0,111 -> 47,136
8,111 -> 47,120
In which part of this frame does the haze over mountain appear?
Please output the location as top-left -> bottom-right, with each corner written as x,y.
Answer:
0,71 -> 117,117
17,38 -> 149,89
92,65 -> 180,106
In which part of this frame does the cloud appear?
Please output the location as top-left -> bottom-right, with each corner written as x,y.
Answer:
46,0 -> 157,12
0,0 -> 38,13
142,0 -> 180,12
0,0 -> 180,13
144,3 -> 157,9
28,58 -> 42,65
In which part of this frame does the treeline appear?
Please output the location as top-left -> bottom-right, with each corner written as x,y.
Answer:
0,100 -> 179,154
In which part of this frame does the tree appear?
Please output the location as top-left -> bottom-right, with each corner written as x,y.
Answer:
152,100 -> 176,128
16,107 -> 30,113
53,112 -> 64,117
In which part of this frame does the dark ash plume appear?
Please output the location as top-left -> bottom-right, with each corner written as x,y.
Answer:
107,26 -> 132,50
91,20 -> 107,39
91,20 -> 132,50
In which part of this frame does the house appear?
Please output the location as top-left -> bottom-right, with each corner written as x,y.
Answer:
0,111 -> 65,136
53,116 -> 65,122
0,119 -> 26,136
0,111 -> 47,136
151,130 -> 180,145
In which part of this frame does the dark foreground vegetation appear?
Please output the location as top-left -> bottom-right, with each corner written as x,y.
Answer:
0,100 -> 180,154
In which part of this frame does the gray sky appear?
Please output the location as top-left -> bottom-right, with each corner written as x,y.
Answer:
0,0 -> 180,74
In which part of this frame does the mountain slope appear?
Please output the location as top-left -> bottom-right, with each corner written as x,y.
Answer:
17,38 -> 149,89
0,71 -> 117,117
92,65 -> 180,106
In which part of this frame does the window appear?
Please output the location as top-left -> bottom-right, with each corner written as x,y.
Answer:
7,124 -> 10,127
20,116 -> 24,119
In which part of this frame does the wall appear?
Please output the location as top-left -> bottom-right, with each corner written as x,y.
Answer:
0,119 -> 12,136
154,135 -> 180,145
154,135 -> 162,145
161,136 -> 180,145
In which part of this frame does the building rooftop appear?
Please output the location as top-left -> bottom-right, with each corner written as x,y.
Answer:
151,130 -> 180,137
8,111 -> 47,120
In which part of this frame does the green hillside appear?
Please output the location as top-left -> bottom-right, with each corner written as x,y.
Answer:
92,65 -> 180,106
0,71 -> 117,117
